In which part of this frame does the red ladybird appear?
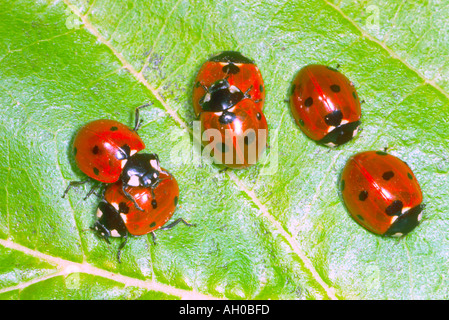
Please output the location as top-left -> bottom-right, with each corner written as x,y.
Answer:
340,151 -> 424,237
199,79 -> 268,168
72,119 -> 145,183
64,104 -> 170,208
290,64 -> 362,147
94,167 -> 193,261
193,51 -> 265,117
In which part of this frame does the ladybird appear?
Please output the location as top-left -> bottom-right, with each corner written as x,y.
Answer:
199,79 -> 268,168
63,104 -> 169,205
193,51 -> 265,117
340,151 -> 424,237
290,64 -> 362,147
72,118 -> 145,184
94,167 -> 193,261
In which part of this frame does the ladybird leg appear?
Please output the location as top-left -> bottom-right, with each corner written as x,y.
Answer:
133,102 -> 152,131
161,218 -> 196,230
61,179 -> 90,198
218,167 -> 228,173
150,232 -> 157,245
117,232 -> 128,263
122,184 -> 145,211
243,85 -> 253,99
83,183 -> 102,200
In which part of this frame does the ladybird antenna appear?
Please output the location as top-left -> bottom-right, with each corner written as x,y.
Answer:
200,83 -> 209,93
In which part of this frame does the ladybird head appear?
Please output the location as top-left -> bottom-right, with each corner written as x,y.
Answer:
384,204 -> 424,237
199,79 -> 245,112
121,153 -> 162,188
320,120 -> 361,147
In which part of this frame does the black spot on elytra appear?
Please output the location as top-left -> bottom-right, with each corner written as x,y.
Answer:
382,171 -> 395,181
330,84 -> 341,93
324,110 -> 343,127
93,167 -> 99,175
359,190 -> 368,201
222,63 -> 240,74
304,97 -> 313,107
259,84 -> 264,93
74,147 -> 77,156
376,151 -> 388,156
218,111 -> 236,125
92,145 -> 99,154
357,214 -> 364,221
256,112 -> 262,120
352,92 -> 357,100
326,66 -> 338,72
110,126 -> 118,131
174,196 -> 178,206
340,179 -> 345,191
119,202 -> 129,214
150,222 -> 156,228
407,172 -> 413,180
151,200 -> 157,209
298,119 -> 305,126
385,200 -> 403,216
195,81 -> 201,88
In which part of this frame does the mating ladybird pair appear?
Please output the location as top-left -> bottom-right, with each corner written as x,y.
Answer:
63,104 -> 192,261
193,51 -> 268,168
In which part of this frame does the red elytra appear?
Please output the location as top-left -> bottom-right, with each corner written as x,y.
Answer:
99,168 -> 179,237
290,64 -> 361,147
73,119 -> 145,183
340,151 -> 424,236
193,51 -> 265,117
201,99 -> 268,169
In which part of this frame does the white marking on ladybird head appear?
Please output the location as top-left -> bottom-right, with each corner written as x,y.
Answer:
96,208 -> 103,218
120,159 -> 128,169
127,175 -> 140,187
352,127 -> 359,137
341,119 -> 349,125
402,206 -> 411,214
229,85 -> 239,93
110,202 -> 119,211
130,149 -> 138,156
390,216 -> 398,224
110,229 -> 120,237
203,93 -> 211,102
120,213 -> 128,224
417,213 -> 423,222
327,126 -> 335,133
325,142 -> 337,147
391,232 -> 403,238
150,159 -> 159,170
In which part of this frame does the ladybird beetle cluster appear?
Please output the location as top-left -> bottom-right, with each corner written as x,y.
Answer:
63,104 -> 193,262
63,50 -> 424,262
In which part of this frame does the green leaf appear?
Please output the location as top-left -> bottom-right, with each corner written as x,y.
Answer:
0,0 -> 447,299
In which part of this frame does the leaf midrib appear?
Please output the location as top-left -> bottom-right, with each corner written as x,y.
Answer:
0,239 -> 219,299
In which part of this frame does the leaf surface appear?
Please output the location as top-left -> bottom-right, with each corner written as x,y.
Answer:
0,0 -> 448,299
